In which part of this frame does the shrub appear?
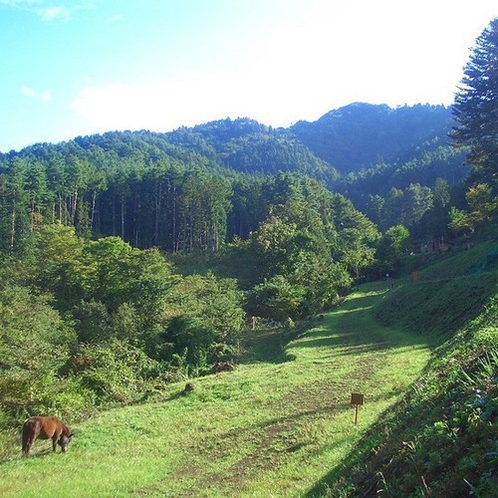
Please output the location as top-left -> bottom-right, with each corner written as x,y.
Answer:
70,339 -> 166,405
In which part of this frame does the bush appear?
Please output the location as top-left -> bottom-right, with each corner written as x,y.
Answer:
70,339 -> 166,405
0,286 -> 77,420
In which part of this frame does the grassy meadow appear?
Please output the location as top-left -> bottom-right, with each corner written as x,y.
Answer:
0,282 -> 437,497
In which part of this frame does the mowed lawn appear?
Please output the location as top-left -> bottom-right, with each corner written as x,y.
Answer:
0,283 -> 435,497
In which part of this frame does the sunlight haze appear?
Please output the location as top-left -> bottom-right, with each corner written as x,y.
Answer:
0,0 -> 496,152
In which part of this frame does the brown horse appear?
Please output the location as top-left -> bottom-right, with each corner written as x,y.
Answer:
22,416 -> 73,456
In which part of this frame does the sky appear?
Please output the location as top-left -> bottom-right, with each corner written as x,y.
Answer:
0,0 -> 496,152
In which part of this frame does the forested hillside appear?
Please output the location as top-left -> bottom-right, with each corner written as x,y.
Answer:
0,102 -> 470,257
291,102 -> 454,172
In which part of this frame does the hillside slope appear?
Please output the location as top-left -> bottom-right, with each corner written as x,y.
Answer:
0,283 -> 434,497
291,102 -> 453,173
321,241 -> 498,496
1,242 -> 496,497
2,103 -> 461,188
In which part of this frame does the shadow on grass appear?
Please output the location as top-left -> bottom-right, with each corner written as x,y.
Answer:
302,388 -> 447,497
240,283 -> 434,367
0,445 -> 56,465
240,327 -> 288,364
231,283 -> 438,496
292,303 -> 432,357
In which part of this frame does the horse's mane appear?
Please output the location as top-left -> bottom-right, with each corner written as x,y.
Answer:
61,422 -> 72,436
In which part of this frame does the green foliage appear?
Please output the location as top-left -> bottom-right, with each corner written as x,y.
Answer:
448,205 -> 473,236
29,226 -> 176,346
158,273 -> 245,371
85,237 -> 174,326
246,275 -> 305,321
0,286 -> 77,418
452,18 -> 498,191
466,182 -> 498,225
340,142 -> 467,235
238,180 -> 355,319
168,117 -> 339,183
451,17 -> 498,232
177,170 -> 232,253
375,224 -> 411,270
70,339 -> 164,404
330,193 -> 380,284
72,299 -> 113,343
32,223 -> 89,309
0,225 -> 184,422
0,102 -> 467,256
291,103 -> 454,173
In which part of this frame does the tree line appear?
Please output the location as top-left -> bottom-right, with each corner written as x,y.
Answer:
0,133 -> 469,257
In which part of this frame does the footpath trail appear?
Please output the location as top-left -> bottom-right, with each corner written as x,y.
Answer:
0,283 -> 435,498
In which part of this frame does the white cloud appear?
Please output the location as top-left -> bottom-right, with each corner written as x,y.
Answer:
39,6 -> 69,21
71,68 -> 324,134
0,0 -> 72,21
21,85 -> 52,103
69,0 -> 498,135
72,77 -> 238,132
21,85 -> 37,97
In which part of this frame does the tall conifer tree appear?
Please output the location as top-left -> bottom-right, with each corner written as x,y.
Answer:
452,18 -> 498,192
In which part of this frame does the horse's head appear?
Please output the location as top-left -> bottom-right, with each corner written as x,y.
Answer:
58,433 -> 73,453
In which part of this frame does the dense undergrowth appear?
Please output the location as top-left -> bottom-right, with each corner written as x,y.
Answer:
322,240 -> 498,496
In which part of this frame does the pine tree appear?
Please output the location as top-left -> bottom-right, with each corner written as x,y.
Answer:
451,18 -> 498,192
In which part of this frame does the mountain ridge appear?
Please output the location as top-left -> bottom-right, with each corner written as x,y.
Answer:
1,102 -> 466,211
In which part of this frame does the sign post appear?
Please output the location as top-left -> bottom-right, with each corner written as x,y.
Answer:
350,392 -> 364,426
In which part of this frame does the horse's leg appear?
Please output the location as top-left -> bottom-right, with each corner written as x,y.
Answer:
22,437 -> 31,456
51,433 -> 58,452
22,427 -> 29,455
24,434 -> 37,456
52,427 -> 64,452
22,424 -> 38,456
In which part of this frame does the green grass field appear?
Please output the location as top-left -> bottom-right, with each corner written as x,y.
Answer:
0,282 -> 437,497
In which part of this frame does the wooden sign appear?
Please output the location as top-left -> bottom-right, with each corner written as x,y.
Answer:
350,393 -> 364,406
351,393 -> 364,426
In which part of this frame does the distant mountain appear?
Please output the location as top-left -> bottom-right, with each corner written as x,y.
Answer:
2,103 -> 468,209
166,118 -> 339,184
290,102 -> 454,173
163,105 -> 467,197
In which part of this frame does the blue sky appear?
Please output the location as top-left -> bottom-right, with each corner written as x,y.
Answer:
0,0 -> 496,152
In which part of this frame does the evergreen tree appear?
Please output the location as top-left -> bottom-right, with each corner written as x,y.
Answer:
452,18 -> 498,195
